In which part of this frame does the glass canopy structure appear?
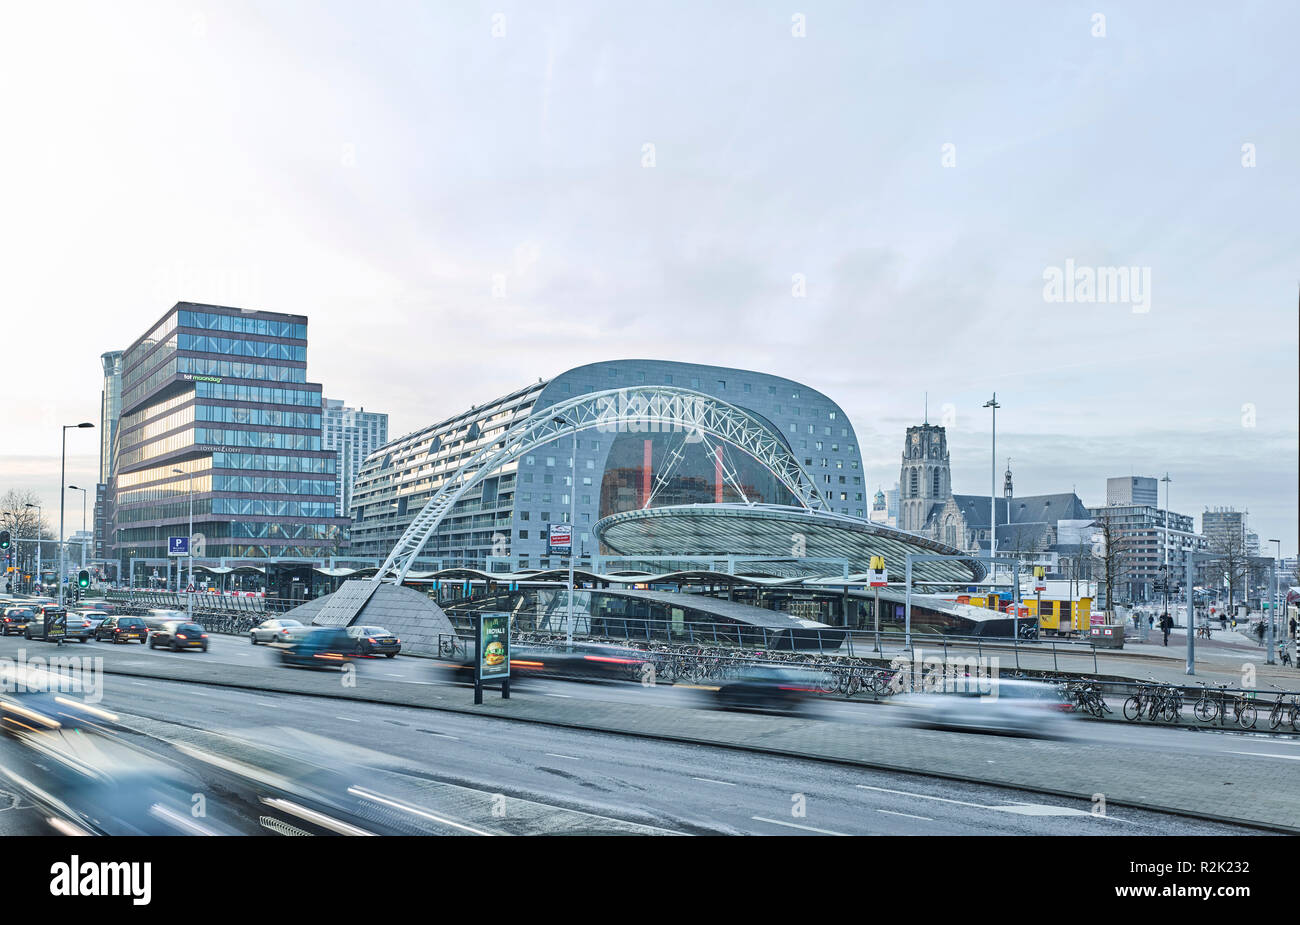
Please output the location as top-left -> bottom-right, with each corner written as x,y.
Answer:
594,503 -> 986,585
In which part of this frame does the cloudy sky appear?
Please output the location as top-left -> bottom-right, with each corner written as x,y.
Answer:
1,1 -> 1296,551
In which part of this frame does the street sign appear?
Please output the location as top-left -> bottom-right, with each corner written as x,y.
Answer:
547,523 -> 572,554
167,536 -> 190,556
868,555 -> 888,588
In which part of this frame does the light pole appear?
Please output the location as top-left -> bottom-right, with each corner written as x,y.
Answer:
172,467 -> 194,593
1160,472 -> 1172,621
552,416 -> 578,646
982,393 -> 1000,586
1270,539 -> 1281,662
58,423 -> 95,606
24,502 -> 40,594
67,484 -> 87,572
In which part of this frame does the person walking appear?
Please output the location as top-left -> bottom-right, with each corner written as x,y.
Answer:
1159,612 -> 1173,646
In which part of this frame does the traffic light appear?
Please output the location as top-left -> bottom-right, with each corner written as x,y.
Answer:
0,530 -> 9,550
77,569 -> 90,589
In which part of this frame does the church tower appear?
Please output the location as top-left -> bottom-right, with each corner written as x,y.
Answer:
897,421 -> 950,532
1004,458 -> 1013,500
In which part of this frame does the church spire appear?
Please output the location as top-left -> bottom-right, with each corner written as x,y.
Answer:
1003,458 -> 1013,500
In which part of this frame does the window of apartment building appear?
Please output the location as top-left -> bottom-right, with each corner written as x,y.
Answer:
518,530 -> 528,539
519,511 -> 529,520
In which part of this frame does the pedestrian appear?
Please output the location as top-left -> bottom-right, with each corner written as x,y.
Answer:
1290,616 -> 1296,639
1147,613 -> 1155,632
1159,612 -> 1173,646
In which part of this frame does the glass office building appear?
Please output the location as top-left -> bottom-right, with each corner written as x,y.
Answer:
109,302 -> 349,571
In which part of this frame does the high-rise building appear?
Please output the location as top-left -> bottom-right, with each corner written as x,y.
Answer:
99,351 -> 124,484
93,351 -> 124,563
1202,507 -> 1247,550
321,399 -> 388,520
897,423 -> 950,532
109,302 -> 349,572
1106,476 -> 1159,507
1089,503 -> 1205,602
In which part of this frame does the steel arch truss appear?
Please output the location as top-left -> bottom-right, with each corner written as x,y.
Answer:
374,386 -> 830,584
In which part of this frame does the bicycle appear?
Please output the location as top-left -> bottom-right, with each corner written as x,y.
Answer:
1194,683 -> 1257,728
1266,692 -> 1300,731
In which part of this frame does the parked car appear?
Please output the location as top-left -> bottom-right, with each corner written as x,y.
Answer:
344,625 -> 401,658
92,615 -> 149,644
278,626 -> 355,669
250,618 -> 304,645
148,621 -> 209,652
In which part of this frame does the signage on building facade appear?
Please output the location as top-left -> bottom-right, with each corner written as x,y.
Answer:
547,523 -> 572,554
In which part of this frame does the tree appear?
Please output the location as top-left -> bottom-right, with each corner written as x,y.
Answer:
0,489 -> 54,589
1206,531 -> 1252,615
1087,509 -> 1135,621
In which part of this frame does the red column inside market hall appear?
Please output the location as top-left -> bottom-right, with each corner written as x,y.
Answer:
714,445 -> 723,503
641,439 -> 652,508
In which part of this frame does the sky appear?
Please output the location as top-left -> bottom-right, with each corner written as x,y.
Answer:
0,0 -> 1296,552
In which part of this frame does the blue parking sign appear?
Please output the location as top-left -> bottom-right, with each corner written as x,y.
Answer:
168,536 -> 190,556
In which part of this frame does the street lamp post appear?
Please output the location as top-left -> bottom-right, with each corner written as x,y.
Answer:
68,485 -> 87,573
1270,539 -> 1282,662
173,468 -> 194,615
552,417 -> 578,646
24,503 -> 40,594
982,394 -> 1000,585
58,423 -> 95,606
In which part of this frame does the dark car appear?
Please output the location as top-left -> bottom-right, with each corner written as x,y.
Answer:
344,625 -> 401,658
710,665 -> 820,716
2,607 -> 39,636
93,615 -> 149,644
25,608 -> 94,643
149,620 -> 209,652
278,627 -> 355,669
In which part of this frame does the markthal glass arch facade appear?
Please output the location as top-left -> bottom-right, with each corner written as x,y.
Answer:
348,361 -> 870,570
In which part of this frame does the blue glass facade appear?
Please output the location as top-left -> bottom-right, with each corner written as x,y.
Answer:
109,302 -> 349,567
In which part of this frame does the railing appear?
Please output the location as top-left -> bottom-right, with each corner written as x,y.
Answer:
105,589 -> 299,619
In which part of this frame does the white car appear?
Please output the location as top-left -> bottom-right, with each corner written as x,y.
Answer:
72,610 -> 110,631
892,678 -> 1074,738
249,618 -> 304,645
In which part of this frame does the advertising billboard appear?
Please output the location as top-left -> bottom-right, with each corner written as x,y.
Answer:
547,523 -> 572,555
476,613 -> 511,682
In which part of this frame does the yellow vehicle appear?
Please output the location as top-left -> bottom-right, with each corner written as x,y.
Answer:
1025,597 -> 1092,635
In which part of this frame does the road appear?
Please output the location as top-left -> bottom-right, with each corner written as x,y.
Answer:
0,673 -> 1259,836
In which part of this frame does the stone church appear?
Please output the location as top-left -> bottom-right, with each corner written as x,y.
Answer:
896,422 -> 1090,556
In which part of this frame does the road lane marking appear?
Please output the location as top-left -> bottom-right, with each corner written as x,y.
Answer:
856,785 -> 986,809
346,786 -> 492,836
1228,750 -> 1300,761
423,732 -> 459,740
335,715 -> 360,723
545,753 -> 580,761
691,777 -> 736,787
544,692 -> 573,698
751,816 -> 847,836
877,809 -> 933,821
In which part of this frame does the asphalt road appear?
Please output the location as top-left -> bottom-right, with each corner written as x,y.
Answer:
0,674 -> 1260,836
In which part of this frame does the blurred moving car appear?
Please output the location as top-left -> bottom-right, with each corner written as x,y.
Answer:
278,626 -> 355,669
344,625 -> 401,658
92,615 -> 149,644
149,621 -> 209,652
891,677 -> 1072,738
2,607 -> 40,636
709,665 -> 820,716
250,618 -> 304,645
